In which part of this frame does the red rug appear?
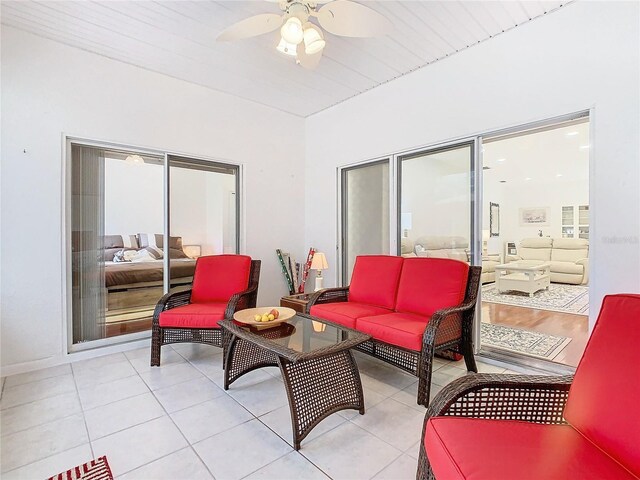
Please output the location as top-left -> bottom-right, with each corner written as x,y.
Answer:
47,456 -> 113,480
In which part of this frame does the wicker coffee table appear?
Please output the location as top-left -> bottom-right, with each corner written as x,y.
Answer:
219,313 -> 370,450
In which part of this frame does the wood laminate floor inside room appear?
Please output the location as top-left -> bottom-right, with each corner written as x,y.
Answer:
481,302 -> 588,368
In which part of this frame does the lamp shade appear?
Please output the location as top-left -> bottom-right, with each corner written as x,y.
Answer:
310,252 -> 328,270
183,245 -> 201,258
276,37 -> 298,56
303,24 -> 325,55
281,17 -> 303,44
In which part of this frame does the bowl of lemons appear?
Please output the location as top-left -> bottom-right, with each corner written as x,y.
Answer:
233,307 -> 296,326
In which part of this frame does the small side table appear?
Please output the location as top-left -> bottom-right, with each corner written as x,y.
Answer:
280,293 -> 312,313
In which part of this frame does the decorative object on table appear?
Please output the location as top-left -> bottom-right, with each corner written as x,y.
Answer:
489,202 -> 500,236
280,293 -> 312,313
215,0 -> 392,69
401,212 -> 413,238
182,245 -> 201,258
47,456 -> 113,480
482,229 -> 490,255
310,252 -> 329,291
276,248 -> 316,295
519,206 -> 549,226
481,323 -> 571,360
233,306 -> 296,326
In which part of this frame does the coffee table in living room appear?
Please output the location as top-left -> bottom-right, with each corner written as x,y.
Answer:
495,261 -> 551,297
218,313 -> 370,450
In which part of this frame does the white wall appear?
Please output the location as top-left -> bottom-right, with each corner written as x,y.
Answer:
305,1 -> 640,329
1,26 -> 305,373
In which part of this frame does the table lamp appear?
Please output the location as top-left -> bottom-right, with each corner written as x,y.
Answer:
183,245 -> 201,259
310,252 -> 328,291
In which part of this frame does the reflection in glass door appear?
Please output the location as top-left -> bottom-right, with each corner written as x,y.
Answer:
341,160 -> 390,284
168,156 -> 239,292
397,142 -> 475,266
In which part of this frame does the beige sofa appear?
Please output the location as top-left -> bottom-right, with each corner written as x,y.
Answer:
402,236 -> 500,284
507,237 -> 589,285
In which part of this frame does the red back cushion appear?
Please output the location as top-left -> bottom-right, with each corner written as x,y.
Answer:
564,294 -> 640,476
395,258 -> 469,316
349,256 -> 404,310
190,255 -> 252,304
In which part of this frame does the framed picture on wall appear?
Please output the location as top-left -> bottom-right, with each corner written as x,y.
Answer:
489,202 -> 500,237
520,207 -> 549,226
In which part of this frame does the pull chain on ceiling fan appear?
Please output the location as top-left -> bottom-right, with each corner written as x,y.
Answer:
216,0 -> 392,69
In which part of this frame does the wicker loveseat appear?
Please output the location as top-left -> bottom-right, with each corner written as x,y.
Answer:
306,255 -> 481,406
418,293 -> 640,479
151,254 -> 261,366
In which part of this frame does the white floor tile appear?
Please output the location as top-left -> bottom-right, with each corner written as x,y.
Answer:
302,422 -> 402,480
71,353 -> 129,373
193,419 -> 291,480
337,388 -> 387,420
77,374 -> 150,410
171,343 -> 222,362
3,364 -> 71,388
390,383 -> 426,413
372,453 -> 418,480
0,374 -> 76,410
84,393 -> 165,440
170,395 -> 253,444
431,365 -> 468,387
139,362 -> 203,391
0,444 -> 93,480
475,361 -> 508,374
351,398 -> 425,451
359,366 -> 417,397
1,391 -> 82,436
225,376 -> 288,417
129,349 -> 186,374
406,440 -> 421,460
259,405 -> 346,447
91,416 -> 188,477
73,360 -> 137,389
118,447 -> 213,480
0,413 -> 88,473
153,377 -> 224,413
245,451 -> 329,480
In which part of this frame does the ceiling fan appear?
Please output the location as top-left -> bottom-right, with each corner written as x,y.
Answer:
216,0 -> 392,69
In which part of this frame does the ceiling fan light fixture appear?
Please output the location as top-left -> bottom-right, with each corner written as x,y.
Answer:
276,37 -> 298,56
303,24 -> 326,55
280,17 -> 304,44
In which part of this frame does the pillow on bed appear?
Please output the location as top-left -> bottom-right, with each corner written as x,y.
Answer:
138,233 -> 182,250
168,248 -> 189,259
130,247 -> 161,262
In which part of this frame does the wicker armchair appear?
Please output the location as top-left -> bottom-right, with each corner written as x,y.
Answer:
306,257 -> 481,406
418,293 -> 640,479
151,256 -> 260,366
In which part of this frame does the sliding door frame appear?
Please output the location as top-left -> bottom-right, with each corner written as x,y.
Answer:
63,135 -> 243,354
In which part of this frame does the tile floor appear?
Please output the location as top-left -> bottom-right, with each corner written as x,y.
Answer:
0,345 -> 520,479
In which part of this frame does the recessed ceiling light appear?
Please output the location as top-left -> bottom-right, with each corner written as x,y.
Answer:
580,145 -> 590,149
556,173 -> 563,177
566,131 -> 579,136
525,177 -> 532,181
496,158 -> 506,162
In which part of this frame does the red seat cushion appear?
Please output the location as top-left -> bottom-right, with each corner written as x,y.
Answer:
190,255 -> 252,304
356,312 -> 429,351
563,294 -> 640,476
425,417 -> 637,480
309,302 -> 393,329
348,255 -> 404,310
159,303 -> 227,328
395,258 -> 469,316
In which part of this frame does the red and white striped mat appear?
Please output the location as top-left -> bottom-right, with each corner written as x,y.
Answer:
47,456 -> 113,480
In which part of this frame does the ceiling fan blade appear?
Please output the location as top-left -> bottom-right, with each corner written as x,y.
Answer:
296,43 -> 323,70
316,0 -> 392,38
217,13 -> 283,42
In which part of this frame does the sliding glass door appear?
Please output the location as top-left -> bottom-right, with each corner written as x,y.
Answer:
397,142 -> 476,266
340,160 -> 390,284
69,141 -> 240,350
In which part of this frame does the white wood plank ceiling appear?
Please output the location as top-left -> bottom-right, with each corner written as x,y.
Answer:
1,1 -> 568,117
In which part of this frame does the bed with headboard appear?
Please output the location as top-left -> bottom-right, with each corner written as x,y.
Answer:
103,234 -> 196,317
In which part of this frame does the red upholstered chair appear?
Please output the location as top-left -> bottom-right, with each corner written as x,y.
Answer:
418,293 -> 640,480
150,255 -> 260,366
307,255 -> 481,406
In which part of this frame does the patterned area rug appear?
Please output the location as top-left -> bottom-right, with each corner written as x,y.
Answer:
482,283 -> 589,316
481,323 -> 571,360
47,456 -> 113,480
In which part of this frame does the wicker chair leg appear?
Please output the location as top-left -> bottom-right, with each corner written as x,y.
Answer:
151,325 -> 162,367
416,347 -> 434,407
416,443 -> 434,480
461,325 -> 477,373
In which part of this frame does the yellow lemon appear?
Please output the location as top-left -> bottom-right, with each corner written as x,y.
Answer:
268,314 -> 275,321
254,314 -> 262,321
